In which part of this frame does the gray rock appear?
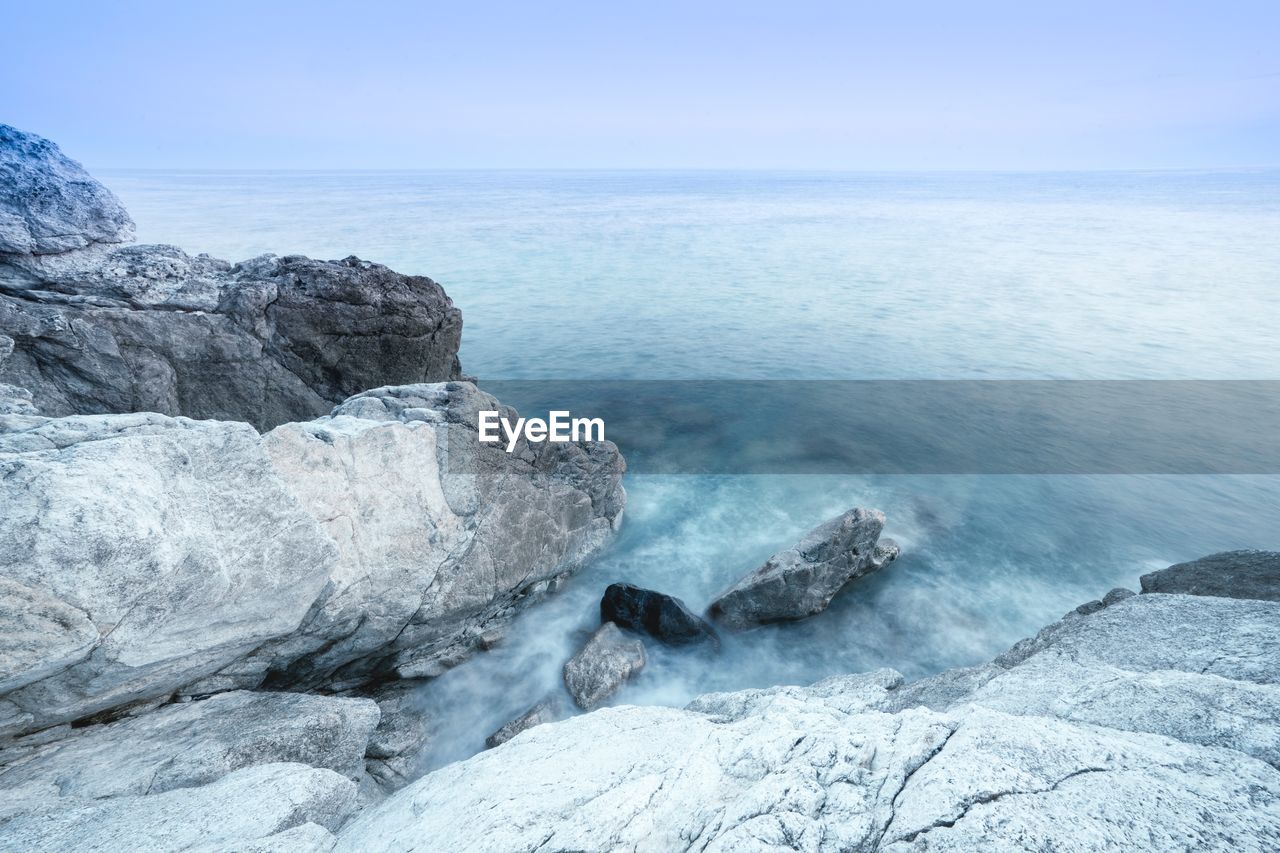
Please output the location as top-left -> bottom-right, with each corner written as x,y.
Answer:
707,507 -> 894,630
0,125 -> 134,256
562,623 -> 646,711
1141,549 -> 1280,602
0,691 -> 379,801
0,577 -> 97,695
0,380 -> 624,737
0,413 -> 338,736
1,247 -> 463,431
250,382 -> 626,689
362,682 -> 431,792
0,762 -> 356,853
334,699 -> 1280,852
485,695 -> 565,749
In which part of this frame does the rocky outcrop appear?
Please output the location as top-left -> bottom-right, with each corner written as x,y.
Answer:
0,382 -> 625,738
563,623 -> 647,711
0,125 -> 462,431
0,124 -> 134,256
0,412 -> 338,736
335,591 -> 1280,851
0,762 -> 356,852
601,583 -> 719,647
0,691 -> 379,801
485,696 -> 565,749
1140,549 -> 1280,602
362,682 -> 431,793
708,507 -> 897,630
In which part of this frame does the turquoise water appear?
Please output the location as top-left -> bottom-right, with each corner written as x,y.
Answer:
106,170 -> 1280,767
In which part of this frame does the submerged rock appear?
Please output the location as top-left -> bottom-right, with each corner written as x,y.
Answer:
1140,549 -> 1280,602
562,623 -> 646,711
0,125 -> 462,431
600,582 -> 718,647
707,507 -> 895,630
485,696 -> 565,749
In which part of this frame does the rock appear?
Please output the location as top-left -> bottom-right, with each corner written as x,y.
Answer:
707,507 -> 893,630
0,412 -> 338,736
562,623 -> 646,711
362,682 -> 431,792
600,582 -> 718,646
0,124 -> 134,256
333,699 -> 1280,852
1141,549 -> 1280,602
0,577 -> 98,695
0,335 -> 36,415
0,381 -> 624,737
0,126 -> 462,430
0,762 -> 356,852
0,691 -> 379,800
1,247 -> 463,431
485,696 -> 565,749
251,382 -> 627,689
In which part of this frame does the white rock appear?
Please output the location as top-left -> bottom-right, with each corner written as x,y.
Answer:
0,762 -> 357,853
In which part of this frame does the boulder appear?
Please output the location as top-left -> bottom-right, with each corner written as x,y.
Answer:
0,125 -> 463,431
248,382 -> 627,689
485,696 -> 564,749
707,508 -> 895,630
0,124 -> 134,256
1140,549 -> 1280,602
0,762 -> 355,853
0,691 -> 379,801
562,623 -> 646,711
0,412 -> 338,736
0,382 -> 624,737
600,582 -> 718,646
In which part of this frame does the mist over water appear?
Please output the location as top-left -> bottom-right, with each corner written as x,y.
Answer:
106,170 -> 1280,771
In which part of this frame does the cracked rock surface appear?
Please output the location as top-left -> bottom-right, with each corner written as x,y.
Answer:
336,592 -> 1280,851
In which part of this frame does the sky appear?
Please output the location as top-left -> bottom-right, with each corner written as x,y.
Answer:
2,1 -> 1277,170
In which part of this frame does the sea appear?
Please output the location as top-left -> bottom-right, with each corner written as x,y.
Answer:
104,168 -> 1280,769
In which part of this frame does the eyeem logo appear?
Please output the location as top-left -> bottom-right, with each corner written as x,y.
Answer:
478,410 -> 605,453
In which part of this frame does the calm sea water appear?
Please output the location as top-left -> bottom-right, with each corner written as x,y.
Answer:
106,170 -> 1280,768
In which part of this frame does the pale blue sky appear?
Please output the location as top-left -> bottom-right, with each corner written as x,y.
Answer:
3,1 -> 1277,169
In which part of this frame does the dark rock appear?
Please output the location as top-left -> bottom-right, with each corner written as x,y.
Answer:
0,124 -> 134,255
1140,550 -> 1280,602
0,125 -> 463,431
707,508 -> 895,630
563,623 -> 646,711
485,696 -> 564,749
600,583 -> 718,647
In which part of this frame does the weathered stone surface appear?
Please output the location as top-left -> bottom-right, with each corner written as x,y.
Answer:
563,623 -> 646,711
1,247 -> 463,431
0,124 -> 134,256
335,699 -> 1280,852
0,578 -> 97,696
246,382 -> 626,690
0,691 -> 379,800
1141,549 -> 1280,602
485,695 -> 565,749
707,507 -> 894,630
600,582 -> 718,647
0,413 -> 337,736
0,762 -> 356,853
